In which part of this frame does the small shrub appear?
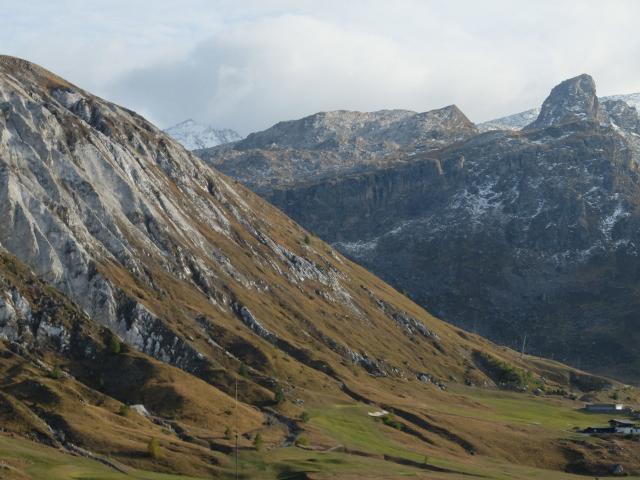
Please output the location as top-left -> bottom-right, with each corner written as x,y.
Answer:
238,363 -> 249,377
295,435 -> 308,447
224,427 -> 232,440
299,411 -> 310,423
147,437 -> 161,459
253,432 -> 263,451
274,385 -> 285,404
118,404 -> 130,417
49,365 -> 62,380
381,414 -> 404,431
108,335 -> 121,355
303,234 -> 311,245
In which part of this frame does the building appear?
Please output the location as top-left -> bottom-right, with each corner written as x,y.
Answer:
583,419 -> 640,436
582,426 -> 615,434
609,419 -> 640,435
584,403 -> 624,413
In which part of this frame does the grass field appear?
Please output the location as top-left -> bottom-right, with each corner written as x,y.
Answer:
0,436 -> 206,480
2,385 -> 639,480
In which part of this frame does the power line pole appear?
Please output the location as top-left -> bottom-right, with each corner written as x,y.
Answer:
520,334 -> 527,358
235,376 -> 239,480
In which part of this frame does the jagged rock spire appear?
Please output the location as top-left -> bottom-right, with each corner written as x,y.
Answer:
525,74 -> 605,130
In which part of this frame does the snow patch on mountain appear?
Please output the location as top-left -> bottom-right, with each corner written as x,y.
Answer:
478,108 -> 540,132
165,119 -> 242,150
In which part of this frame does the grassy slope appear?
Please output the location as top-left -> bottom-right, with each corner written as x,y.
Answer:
0,435 -> 205,480
2,225 -> 639,478
5,384 -> 638,480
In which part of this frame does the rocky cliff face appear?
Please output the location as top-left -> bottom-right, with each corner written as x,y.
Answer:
198,105 -> 478,192
216,74 -> 640,381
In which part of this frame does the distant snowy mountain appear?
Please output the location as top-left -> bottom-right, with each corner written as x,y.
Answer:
479,92 -> 640,132
164,119 -> 242,150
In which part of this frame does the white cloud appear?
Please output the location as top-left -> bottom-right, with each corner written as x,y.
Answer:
3,0 -> 640,133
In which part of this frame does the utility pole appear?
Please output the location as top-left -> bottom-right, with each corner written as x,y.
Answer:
520,334 -> 527,358
235,376 -> 238,480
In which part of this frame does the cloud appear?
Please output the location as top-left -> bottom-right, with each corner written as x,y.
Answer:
106,14 -> 436,132
4,1 -> 640,133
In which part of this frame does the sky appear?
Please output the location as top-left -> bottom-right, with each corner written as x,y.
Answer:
3,0 -> 640,134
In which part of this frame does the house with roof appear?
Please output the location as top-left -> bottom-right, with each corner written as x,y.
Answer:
608,419 -> 640,435
583,419 -> 640,436
584,403 -> 625,413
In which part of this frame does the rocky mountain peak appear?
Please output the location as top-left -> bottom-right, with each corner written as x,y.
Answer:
198,105 -> 478,191
235,106 -> 477,152
525,74 -> 605,130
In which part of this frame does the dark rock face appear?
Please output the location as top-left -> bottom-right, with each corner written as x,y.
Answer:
266,122 -> 640,379
203,75 -> 640,381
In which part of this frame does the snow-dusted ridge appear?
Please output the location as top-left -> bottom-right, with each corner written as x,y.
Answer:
479,92 -> 640,132
165,119 -> 242,150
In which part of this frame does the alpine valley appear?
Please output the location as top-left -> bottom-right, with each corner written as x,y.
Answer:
2,56 -> 640,480
199,74 -> 640,384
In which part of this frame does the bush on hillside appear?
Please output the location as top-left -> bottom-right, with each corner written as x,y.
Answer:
274,385 -> 285,404
474,351 -> 533,388
108,334 -> 121,355
380,414 -> 405,431
253,432 -> 263,451
49,365 -> 62,380
147,437 -> 161,459
118,404 -> 130,417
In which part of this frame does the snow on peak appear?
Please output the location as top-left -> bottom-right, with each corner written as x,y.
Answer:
165,119 -> 242,150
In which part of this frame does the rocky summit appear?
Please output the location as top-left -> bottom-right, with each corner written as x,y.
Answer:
478,91 -> 640,132
198,105 -> 478,193
201,74 -> 640,382
524,74 -> 606,129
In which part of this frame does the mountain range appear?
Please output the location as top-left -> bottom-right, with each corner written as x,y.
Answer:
197,75 -> 640,382
2,56 -> 640,478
